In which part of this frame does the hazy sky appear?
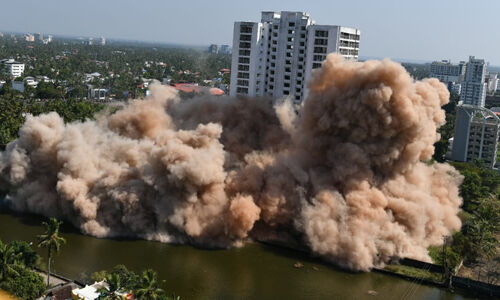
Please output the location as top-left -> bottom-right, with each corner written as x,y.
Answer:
1,0 -> 499,64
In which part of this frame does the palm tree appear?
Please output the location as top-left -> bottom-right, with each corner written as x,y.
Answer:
97,273 -> 124,300
135,269 -> 165,300
0,239 -> 19,280
37,218 -> 66,287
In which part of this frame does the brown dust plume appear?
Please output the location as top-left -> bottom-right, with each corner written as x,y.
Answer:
0,55 -> 462,270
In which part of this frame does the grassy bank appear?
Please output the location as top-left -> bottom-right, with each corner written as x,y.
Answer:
384,265 -> 443,283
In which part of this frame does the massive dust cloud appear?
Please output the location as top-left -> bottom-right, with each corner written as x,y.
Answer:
0,54 -> 462,270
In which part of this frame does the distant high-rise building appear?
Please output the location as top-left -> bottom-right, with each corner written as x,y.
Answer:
220,44 -> 231,54
430,60 -> 466,84
25,34 -> 35,42
451,104 -> 500,168
208,44 -> 218,54
100,36 -> 106,46
35,32 -> 43,41
485,72 -> 498,94
46,35 -> 53,43
460,56 -> 487,107
229,11 -> 360,104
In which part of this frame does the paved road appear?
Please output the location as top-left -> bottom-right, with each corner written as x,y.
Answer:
35,270 -> 69,287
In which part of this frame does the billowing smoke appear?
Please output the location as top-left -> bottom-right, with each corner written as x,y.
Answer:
0,55 -> 462,270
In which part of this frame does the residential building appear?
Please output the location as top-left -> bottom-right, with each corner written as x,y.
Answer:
229,11 -> 360,104
486,72 -> 498,94
24,34 -> 35,42
448,82 -> 461,95
1,59 -> 25,77
100,36 -> 106,46
460,56 -> 487,107
24,76 -> 38,87
35,32 -> 43,41
451,104 -> 500,168
208,44 -> 218,54
429,60 -> 466,85
220,44 -> 231,54
86,84 -> 107,100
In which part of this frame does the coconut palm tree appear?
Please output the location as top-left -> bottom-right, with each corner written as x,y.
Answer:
0,239 -> 19,280
97,273 -> 124,300
37,218 -> 66,287
135,269 -> 165,300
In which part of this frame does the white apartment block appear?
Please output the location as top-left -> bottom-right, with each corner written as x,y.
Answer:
1,59 -> 25,77
452,104 -> 500,168
429,60 -> 466,83
230,11 -> 360,104
460,56 -> 487,107
486,72 -> 498,94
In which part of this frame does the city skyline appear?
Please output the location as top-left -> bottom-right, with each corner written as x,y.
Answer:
1,0 -> 500,65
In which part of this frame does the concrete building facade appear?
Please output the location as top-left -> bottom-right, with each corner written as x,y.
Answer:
460,56 -> 487,107
208,44 -> 218,54
451,104 -> 500,168
430,60 -> 466,84
230,11 -> 360,104
1,59 -> 25,77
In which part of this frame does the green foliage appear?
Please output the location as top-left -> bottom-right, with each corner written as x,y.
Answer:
0,37 -> 230,100
135,269 -> 165,300
0,239 -> 19,281
91,265 -> 179,300
384,264 -> 442,282
0,239 -> 44,300
37,218 -> 66,254
432,92 -> 458,162
451,161 -> 500,211
9,240 -> 40,268
0,98 -> 103,148
0,264 -> 45,300
36,82 -> 63,99
37,218 -> 66,287
428,239 -> 462,269
97,273 -> 125,300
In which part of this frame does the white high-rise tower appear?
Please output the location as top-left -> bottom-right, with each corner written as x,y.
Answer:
230,11 -> 360,104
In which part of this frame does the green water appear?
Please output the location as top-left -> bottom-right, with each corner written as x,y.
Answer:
0,210 -> 481,300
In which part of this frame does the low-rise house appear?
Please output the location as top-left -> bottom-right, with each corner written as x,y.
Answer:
1,58 -> 25,77
86,84 -> 108,100
71,281 -> 133,300
24,76 -> 38,87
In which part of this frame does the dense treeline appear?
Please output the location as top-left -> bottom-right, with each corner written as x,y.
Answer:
0,36 -> 230,99
0,97 -> 104,148
429,161 -> 500,283
0,239 -> 45,299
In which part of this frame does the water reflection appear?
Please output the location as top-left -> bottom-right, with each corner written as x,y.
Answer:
0,210 -> 481,300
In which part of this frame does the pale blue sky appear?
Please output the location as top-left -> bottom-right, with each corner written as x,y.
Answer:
1,0 -> 499,64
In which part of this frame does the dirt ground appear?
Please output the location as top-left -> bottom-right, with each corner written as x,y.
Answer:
0,289 -> 17,300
